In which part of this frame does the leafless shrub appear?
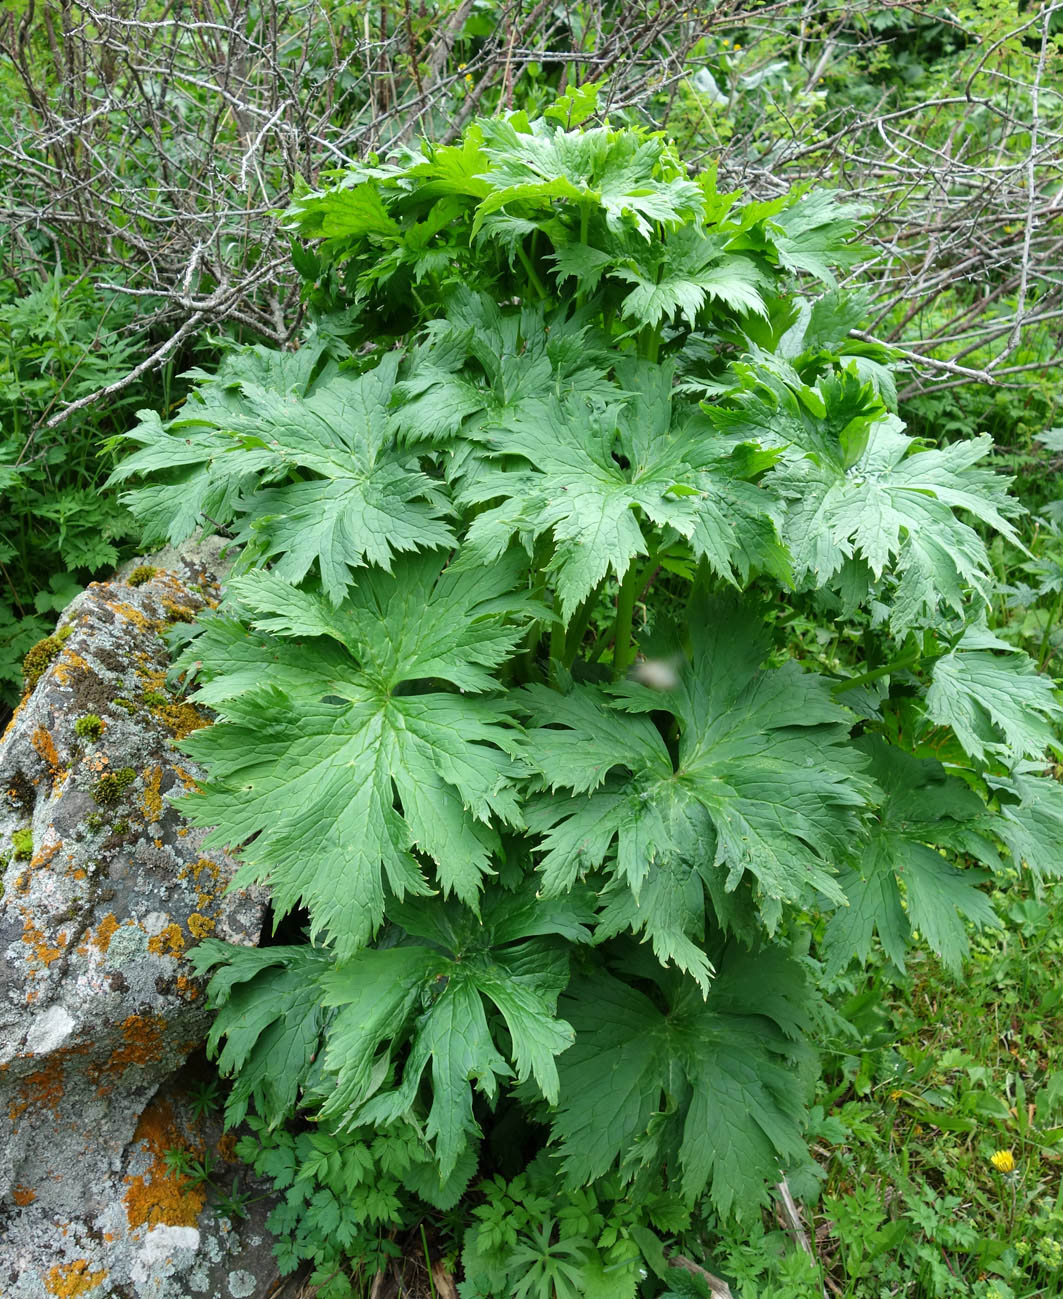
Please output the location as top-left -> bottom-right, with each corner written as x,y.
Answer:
1,1 -> 1061,421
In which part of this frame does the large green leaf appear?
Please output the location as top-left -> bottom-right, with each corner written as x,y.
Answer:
821,737 -> 1000,975
461,360 -> 787,619
523,599 -> 869,985
927,627 -> 1062,764
553,944 -> 812,1215
178,554 -> 531,957
111,353 -> 455,603
316,892 -> 585,1177
713,372 -> 1021,630
185,941 -> 334,1127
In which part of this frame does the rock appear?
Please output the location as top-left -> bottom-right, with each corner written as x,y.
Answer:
0,544 -> 281,1298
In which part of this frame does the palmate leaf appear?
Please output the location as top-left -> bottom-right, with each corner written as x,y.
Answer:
235,354 -> 455,601
315,890 -> 587,1178
473,117 -> 703,239
185,941 -> 334,1127
460,360 -> 788,619
821,737 -> 1001,975
393,291 -> 613,450
553,944 -> 812,1215
107,343 -> 330,544
926,627 -> 1062,764
717,372 -> 1022,630
523,600 -> 869,985
178,553 -> 532,958
988,768 -> 1063,881
768,189 -> 869,285
111,352 -> 455,603
612,228 -> 768,328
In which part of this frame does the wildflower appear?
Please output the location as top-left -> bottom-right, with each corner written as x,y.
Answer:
990,1149 -> 1016,1173
889,1088 -> 904,1100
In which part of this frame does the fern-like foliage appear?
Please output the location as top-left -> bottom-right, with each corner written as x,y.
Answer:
115,101 -> 1061,1240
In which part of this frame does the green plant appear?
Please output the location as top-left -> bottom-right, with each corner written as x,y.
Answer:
0,269 -> 148,707
111,105 -> 1063,1295
73,715 -> 104,740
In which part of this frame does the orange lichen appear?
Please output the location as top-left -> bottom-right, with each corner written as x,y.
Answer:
13,1184 -> 37,1205
156,700 -> 210,741
53,649 -> 92,687
171,765 -> 200,791
30,839 -> 61,873
2,699 -> 25,744
21,915 -> 68,969
45,1261 -> 108,1297
147,923 -> 185,957
104,600 -> 158,634
186,912 -> 214,939
140,767 -> 164,823
31,725 -> 62,774
123,1096 -> 206,1230
93,914 -> 120,955
174,975 -> 200,1000
102,1012 -> 166,1077
160,596 -> 198,624
9,1064 -> 65,1122
77,914 -> 124,959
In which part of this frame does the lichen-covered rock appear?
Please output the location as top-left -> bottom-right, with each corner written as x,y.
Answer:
0,544 -> 279,1298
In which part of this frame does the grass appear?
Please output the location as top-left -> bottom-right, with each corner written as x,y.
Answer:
706,875 -> 1063,1298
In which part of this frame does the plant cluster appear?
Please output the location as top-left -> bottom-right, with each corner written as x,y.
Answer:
107,103 -> 1063,1298
0,269 -> 149,705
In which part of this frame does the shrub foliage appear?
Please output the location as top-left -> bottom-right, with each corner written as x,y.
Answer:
112,107 -> 1063,1292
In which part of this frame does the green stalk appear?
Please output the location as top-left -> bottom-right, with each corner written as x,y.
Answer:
639,324 -> 661,363
832,648 -> 922,694
612,563 -> 641,677
562,589 -> 598,666
1037,587 -> 1063,669
549,610 -> 566,668
421,1224 -> 437,1299
515,242 -> 548,300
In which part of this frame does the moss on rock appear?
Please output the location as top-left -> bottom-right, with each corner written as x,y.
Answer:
22,626 -> 72,696
73,715 -> 104,741
91,768 -> 136,807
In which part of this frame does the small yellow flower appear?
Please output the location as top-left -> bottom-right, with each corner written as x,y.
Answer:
889,1088 -> 904,1100
733,43 -> 742,50
990,1149 -> 1016,1173
464,73 -> 473,84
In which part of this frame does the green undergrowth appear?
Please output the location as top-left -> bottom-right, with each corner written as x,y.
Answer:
99,96 -> 1063,1299
704,869 -> 1063,1297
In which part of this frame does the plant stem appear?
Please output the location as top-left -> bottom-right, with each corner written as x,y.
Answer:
1037,587 -> 1063,668
516,242 -> 548,300
612,563 -> 641,677
832,649 -> 922,694
562,588 -> 598,666
549,609 -> 566,668
421,1223 -> 437,1299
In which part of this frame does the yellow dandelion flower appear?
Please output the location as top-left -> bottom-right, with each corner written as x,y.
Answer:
990,1149 -> 1016,1173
